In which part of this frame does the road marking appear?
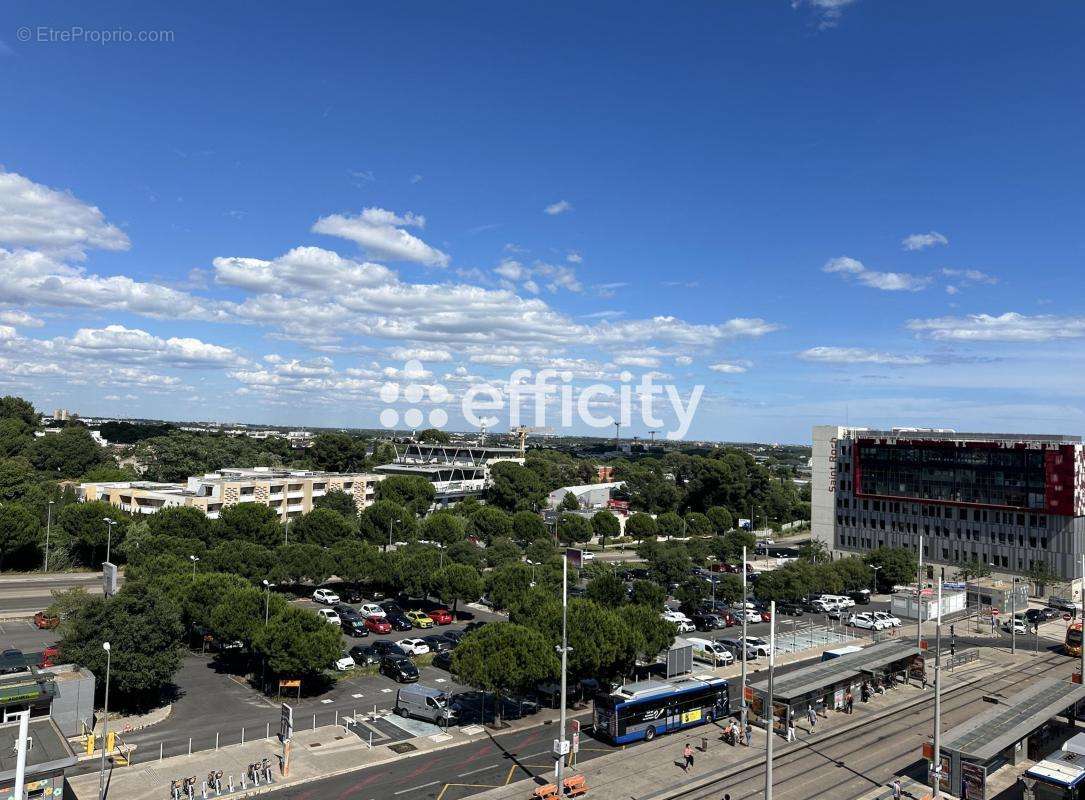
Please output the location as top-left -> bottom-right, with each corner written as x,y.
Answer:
352,693 -> 365,698
504,764 -> 517,785
435,678 -> 447,683
380,688 -> 392,693
393,780 -> 438,795
320,699 -> 333,704
436,783 -> 496,800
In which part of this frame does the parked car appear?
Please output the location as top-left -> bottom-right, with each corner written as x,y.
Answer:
778,603 -> 804,617
1025,608 -> 1046,624
1,649 -> 25,674
741,636 -> 771,656
380,655 -> 419,683
33,611 -> 60,630
691,613 -> 720,632
662,609 -> 691,624
398,638 -> 431,656
371,640 -> 408,658
39,645 -> 60,668
1048,597 -> 1078,614
442,629 -> 467,646
385,611 -> 414,632
341,617 -> 369,637
427,608 -> 454,625
872,611 -> 902,628
718,638 -> 758,660
349,645 -> 380,666
364,616 -> 392,634
312,588 -> 340,605
848,590 -> 871,605
395,684 -> 457,726
316,609 -> 341,626
687,637 -> 735,666
1002,618 -> 1028,635
333,652 -> 356,671
359,603 -> 387,618
1041,607 -> 1062,621
432,650 -> 454,671
379,599 -> 403,615
406,610 -> 435,629
847,613 -> 887,631
464,620 -> 488,633
739,609 -> 762,624
422,635 -> 452,653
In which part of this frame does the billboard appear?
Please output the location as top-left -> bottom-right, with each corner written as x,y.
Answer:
565,548 -> 583,570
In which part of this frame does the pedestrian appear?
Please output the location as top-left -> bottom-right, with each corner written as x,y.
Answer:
744,722 -> 753,747
683,742 -> 695,772
808,705 -> 817,730
787,720 -> 796,742
891,778 -> 902,799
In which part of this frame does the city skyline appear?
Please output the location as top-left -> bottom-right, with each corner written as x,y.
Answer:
1,1 -> 1083,443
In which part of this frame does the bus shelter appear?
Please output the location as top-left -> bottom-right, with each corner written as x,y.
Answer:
748,640 -> 923,733
935,678 -> 1085,799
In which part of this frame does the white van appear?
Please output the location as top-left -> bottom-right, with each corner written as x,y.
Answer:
687,637 -> 735,667
819,594 -> 852,609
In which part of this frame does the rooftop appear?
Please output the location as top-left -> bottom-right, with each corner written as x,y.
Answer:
0,717 -> 77,780
943,678 -> 1085,762
751,640 -> 920,701
853,429 -> 1081,445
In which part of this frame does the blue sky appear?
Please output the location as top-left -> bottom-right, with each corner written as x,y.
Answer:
0,0 -> 1083,443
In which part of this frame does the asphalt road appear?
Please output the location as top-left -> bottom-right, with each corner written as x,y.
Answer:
0,571 -> 105,617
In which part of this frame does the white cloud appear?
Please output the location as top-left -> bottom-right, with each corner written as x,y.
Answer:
941,268 -> 997,285
799,346 -> 930,365
65,324 -> 244,367
613,354 -> 662,368
708,361 -> 751,374
544,200 -> 573,216
0,170 -> 129,258
387,347 -> 454,363
791,0 -> 859,29
675,355 -> 693,366
823,256 -> 930,291
312,207 -> 450,267
0,309 -> 43,327
902,231 -> 949,251
594,282 -> 628,299
213,246 -> 396,293
906,312 -> 1085,343
566,252 -> 582,264
494,259 -> 526,281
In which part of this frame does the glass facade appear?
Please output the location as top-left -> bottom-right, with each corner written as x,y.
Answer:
857,441 -> 1047,510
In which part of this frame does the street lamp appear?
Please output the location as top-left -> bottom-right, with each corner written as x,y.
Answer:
98,641 -> 112,800
870,564 -> 883,594
102,518 -> 116,565
45,500 -> 54,573
189,555 -> 200,579
262,580 -> 274,625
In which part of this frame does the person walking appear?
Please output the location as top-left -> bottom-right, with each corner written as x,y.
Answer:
808,705 -> 817,731
787,720 -> 796,742
891,778 -> 902,799
682,742 -> 695,772
744,721 -> 753,747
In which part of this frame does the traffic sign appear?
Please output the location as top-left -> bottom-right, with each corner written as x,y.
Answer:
991,609 -> 1000,616
1065,613 -> 1073,621
553,739 -> 570,756
279,703 -> 293,742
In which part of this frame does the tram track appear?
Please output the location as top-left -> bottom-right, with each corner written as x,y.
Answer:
666,652 -> 1072,800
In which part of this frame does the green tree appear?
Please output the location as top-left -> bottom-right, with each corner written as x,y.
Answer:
524,537 -> 558,566
451,623 -> 558,724
0,396 -> 38,427
147,506 -> 214,546
831,556 -> 873,591
389,545 -> 441,598
706,506 -> 733,534
308,433 -> 368,472
28,427 -> 108,477
375,475 -> 435,516
58,589 -> 184,709
209,584 -> 288,646
484,537 -> 523,569
431,563 -> 484,615
797,540 -> 829,563
359,500 -> 417,550
586,568 -> 626,607
217,503 -> 283,549
683,512 -> 713,537
204,540 -> 275,583
656,511 -> 685,539
956,558 -> 991,581
415,428 -> 451,444
469,506 -> 512,544
557,513 -> 592,545
648,542 -> 692,586
81,465 -> 138,483
329,539 -> 382,585
446,538 -> 484,568
291,508 -> 355,547
253,606 -> 342,679
865,547 -> 917,592
625,512 -> 658,542
1027,561 -> 1060,592
487,563 -> 536,613
622,604 -> 675,663
629,579 -> 666,609
313,489 -> 358,520
591,511 -> 620,549
420,511 -> 467,547
184,572 -> 249,632
712,574 -> 744,604
57,500 -> 117,566
511,511 -> 548,545
484,462 -> 547,512
675,578 -> 708,614
0,502 -> 41,570
559,492 -> 580,511
273,543 -> 333,585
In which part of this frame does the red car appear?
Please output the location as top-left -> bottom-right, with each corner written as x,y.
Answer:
427,608 -> 453,625
39,645 -> 60,668
364,616 -> 392,634
720,612 -> 736,627
33,611 -> 59,630
760,610 -> 772,623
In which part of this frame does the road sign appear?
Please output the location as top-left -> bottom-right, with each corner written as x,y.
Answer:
279,703 -> 293,742
991,609 -> 1000,616
570,719 -> 580,753
102,562 -> 118,597
1065,613 -> 1073,621
553,739 -> 570,756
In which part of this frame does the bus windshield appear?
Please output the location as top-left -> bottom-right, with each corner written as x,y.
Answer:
1069,628 -> 1082,646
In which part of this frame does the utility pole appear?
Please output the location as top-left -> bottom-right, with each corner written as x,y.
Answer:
1080,555 -> 1084,683
554,554 -> 570,789
98,641 -> 112,800
44,500 -> 54,573
932,579 -> 943,799
740,545 -> 748,730
765,600 -> 776,800
917,535 -> 924,648
13,709 -> 28,800
1011,576 -> 1017,656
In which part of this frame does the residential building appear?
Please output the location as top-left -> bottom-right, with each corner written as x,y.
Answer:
812,425 -> 1085,587
547,481 -> 626,510
79,467 -> 383,520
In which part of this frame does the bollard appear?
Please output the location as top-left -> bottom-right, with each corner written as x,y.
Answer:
160,742 -> 164,762
240,773 -> 246,791
188,738 -> 192,756
241,727 -> 245,745
266,722 -> 270,741
215,732 -> 219,751
227,777 -> 233,793
312,713 -> 316,731
335,710 -> 338,727
368,731 -> 372,749
201,781 -> 207,800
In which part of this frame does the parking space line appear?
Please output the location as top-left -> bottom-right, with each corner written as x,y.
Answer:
393,780 -> 438,795
436,783 -> 497,800
503,764 -> 516,785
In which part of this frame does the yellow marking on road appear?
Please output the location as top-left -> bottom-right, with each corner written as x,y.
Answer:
504,765 -> 517,785
436,783 -> 498,800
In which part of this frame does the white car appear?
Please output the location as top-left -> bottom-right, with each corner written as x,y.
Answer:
313,588 -> 340,605
359,603 -> 386,618
674,620 -> 696,633
848,613 -> 887,631
398,638 -> 431,656
741,636 -> 771,657
662,610 -> 691,624
317,609 -> 341,626
333,653 -> 356,671
1002,618 -> 1028,634
582,551 -> 595,561
741,609 -> 762,624
872,612 -> 902,628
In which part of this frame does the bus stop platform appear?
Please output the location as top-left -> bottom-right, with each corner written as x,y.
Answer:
748,640 -> 923,728
934,676 -> 1085,798
852,776 -> 938,800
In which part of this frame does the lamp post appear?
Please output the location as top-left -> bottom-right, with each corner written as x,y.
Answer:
554,553 -> 571,790
102,518 -> 116,565
189,555 -> 200,579
263,580 -> 274,625
871,565 -> 882,594
98,641 -> 112,800
45,500 -> 54,573
740,545 -> 748,730
765,600 -> 776,800
916,534 -> 924,648
932,579 -> 943,799
283,518 -> 291,545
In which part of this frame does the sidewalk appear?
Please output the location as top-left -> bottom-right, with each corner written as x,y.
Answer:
463,653 -> 1005,800
67,704 -> 579,800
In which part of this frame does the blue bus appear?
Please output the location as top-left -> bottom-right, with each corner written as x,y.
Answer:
593,676 -> 729,745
